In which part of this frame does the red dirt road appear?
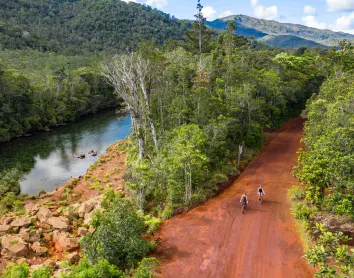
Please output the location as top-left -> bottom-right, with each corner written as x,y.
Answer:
155,118 -> 313,278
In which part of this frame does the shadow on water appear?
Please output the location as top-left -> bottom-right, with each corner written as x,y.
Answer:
0,110 -> 131,195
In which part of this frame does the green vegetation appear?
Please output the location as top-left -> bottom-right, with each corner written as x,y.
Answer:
60,258 -> 125,278
0,58 -> 118,142
305,224 -> 354,278
289,186 -> 354,277
31,265 -> 53,278
110,22 -> 327,215
0,169 -> 25,216
0,0 -> 191,54
80,191 -> 152,269
294,42 -> 354,217
0,262 -> 29,278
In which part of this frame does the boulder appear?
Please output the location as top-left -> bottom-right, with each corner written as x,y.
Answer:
10,217 -> 31,228
25,203 -> 39,215
47,217 -> 69,231
29,232 -> 41,243
67,252 -> 81,265
8,243 -> 28,257
78,196 -> 102,218
44,258 -> 56,267
31,242 -> 48,256
0,224 -> 12,235
78,202 -> 94,218
53,231 -> 79,252
84,211 -> 94,225
37,207 -> 53,223
1,235 -> 28,258
77,227 -> 88,236
19,232 -> 30,242
1,217 -> 14,225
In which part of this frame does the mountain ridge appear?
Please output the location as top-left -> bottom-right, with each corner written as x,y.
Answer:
207,14 -> 354,48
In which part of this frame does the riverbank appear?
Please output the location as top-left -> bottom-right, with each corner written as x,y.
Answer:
0,139 -> 129,274
0,110 -> 131,195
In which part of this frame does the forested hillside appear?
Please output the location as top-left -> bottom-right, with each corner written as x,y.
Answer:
0,0 -> 191,54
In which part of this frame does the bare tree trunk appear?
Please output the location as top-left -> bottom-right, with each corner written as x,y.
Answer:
140,81 -> 159,151
135,113 -> 145,160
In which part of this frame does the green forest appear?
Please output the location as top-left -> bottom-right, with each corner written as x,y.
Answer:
0,0 -> 353,277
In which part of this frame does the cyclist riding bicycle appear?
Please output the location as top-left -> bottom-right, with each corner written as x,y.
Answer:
258,184 -> 265,201
240,193 -> 248,208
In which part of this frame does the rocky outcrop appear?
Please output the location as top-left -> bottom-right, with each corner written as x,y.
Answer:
1,235 -> 28,258
37,207 -> 53,223
0,224 -> 12,235
74,154 -> 85,159
31,242 -> 48,256
47,217 -> 69,231
10,217 -> 31,228
25,203 -> 39,215
77,227 -> 88,236
67,252 -> 81,264
53,231 -> 79,252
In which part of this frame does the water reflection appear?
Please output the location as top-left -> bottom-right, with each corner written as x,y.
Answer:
0,110 -> 131,195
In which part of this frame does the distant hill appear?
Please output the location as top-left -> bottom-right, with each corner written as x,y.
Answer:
207,15 -> 354,48
258,35 -> 327,49
0,0 -> 191,54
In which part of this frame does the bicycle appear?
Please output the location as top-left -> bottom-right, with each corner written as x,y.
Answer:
241,201 -> 247,214
258,193 -> 264,205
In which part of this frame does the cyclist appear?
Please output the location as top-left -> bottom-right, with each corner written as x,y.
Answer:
258,184 -> 265,201
240,192 -> 248,213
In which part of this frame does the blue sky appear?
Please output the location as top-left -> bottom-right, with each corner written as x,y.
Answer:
123,0 -> 354,34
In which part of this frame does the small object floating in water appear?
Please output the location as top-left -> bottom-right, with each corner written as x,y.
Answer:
74,153 -> 86,159
88,150 -> 98,156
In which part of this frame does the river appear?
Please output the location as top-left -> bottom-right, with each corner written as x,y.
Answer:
0,110 -> 131,195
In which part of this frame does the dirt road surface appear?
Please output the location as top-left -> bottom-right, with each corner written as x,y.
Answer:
155,118 -> 313,278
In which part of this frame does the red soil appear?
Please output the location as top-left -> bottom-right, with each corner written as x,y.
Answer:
155,118 -> 313,278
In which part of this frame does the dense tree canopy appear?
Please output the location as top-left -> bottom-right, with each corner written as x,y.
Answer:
0,0 -> 192,54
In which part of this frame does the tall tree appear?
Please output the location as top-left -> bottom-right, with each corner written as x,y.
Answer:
195,0 -> 205,68
102,53 -> 159,160
185,0 -> 211,68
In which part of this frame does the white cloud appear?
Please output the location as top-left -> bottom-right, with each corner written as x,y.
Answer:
254,5 -> 278,20
250,0 -> 278,20
327,0 -> 354,12
331,12 -> 354,33
302,16 -> 327,29
219,10 -> 233,18
122,0 -> 137,2
146,0 -> 167,9
251,0 -> 258,7
303,5 -> 316,14
202,6 -> 217,20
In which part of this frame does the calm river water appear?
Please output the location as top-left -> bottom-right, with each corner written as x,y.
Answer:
0,110 -> 131,195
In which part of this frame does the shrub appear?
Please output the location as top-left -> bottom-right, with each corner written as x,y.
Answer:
80,191 -> 151,269
288,186 -> 305,201
159,206 -> 173,220
1,262 -> 29,278
0,192 -> 25,216
305,224 -> 354,277
144,215 -> 162,235
31,265 -> 52,278
131,258 -> 160,278
0,168 -> 22,196
293,203 -> 311,220
60,257 -> 125,278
